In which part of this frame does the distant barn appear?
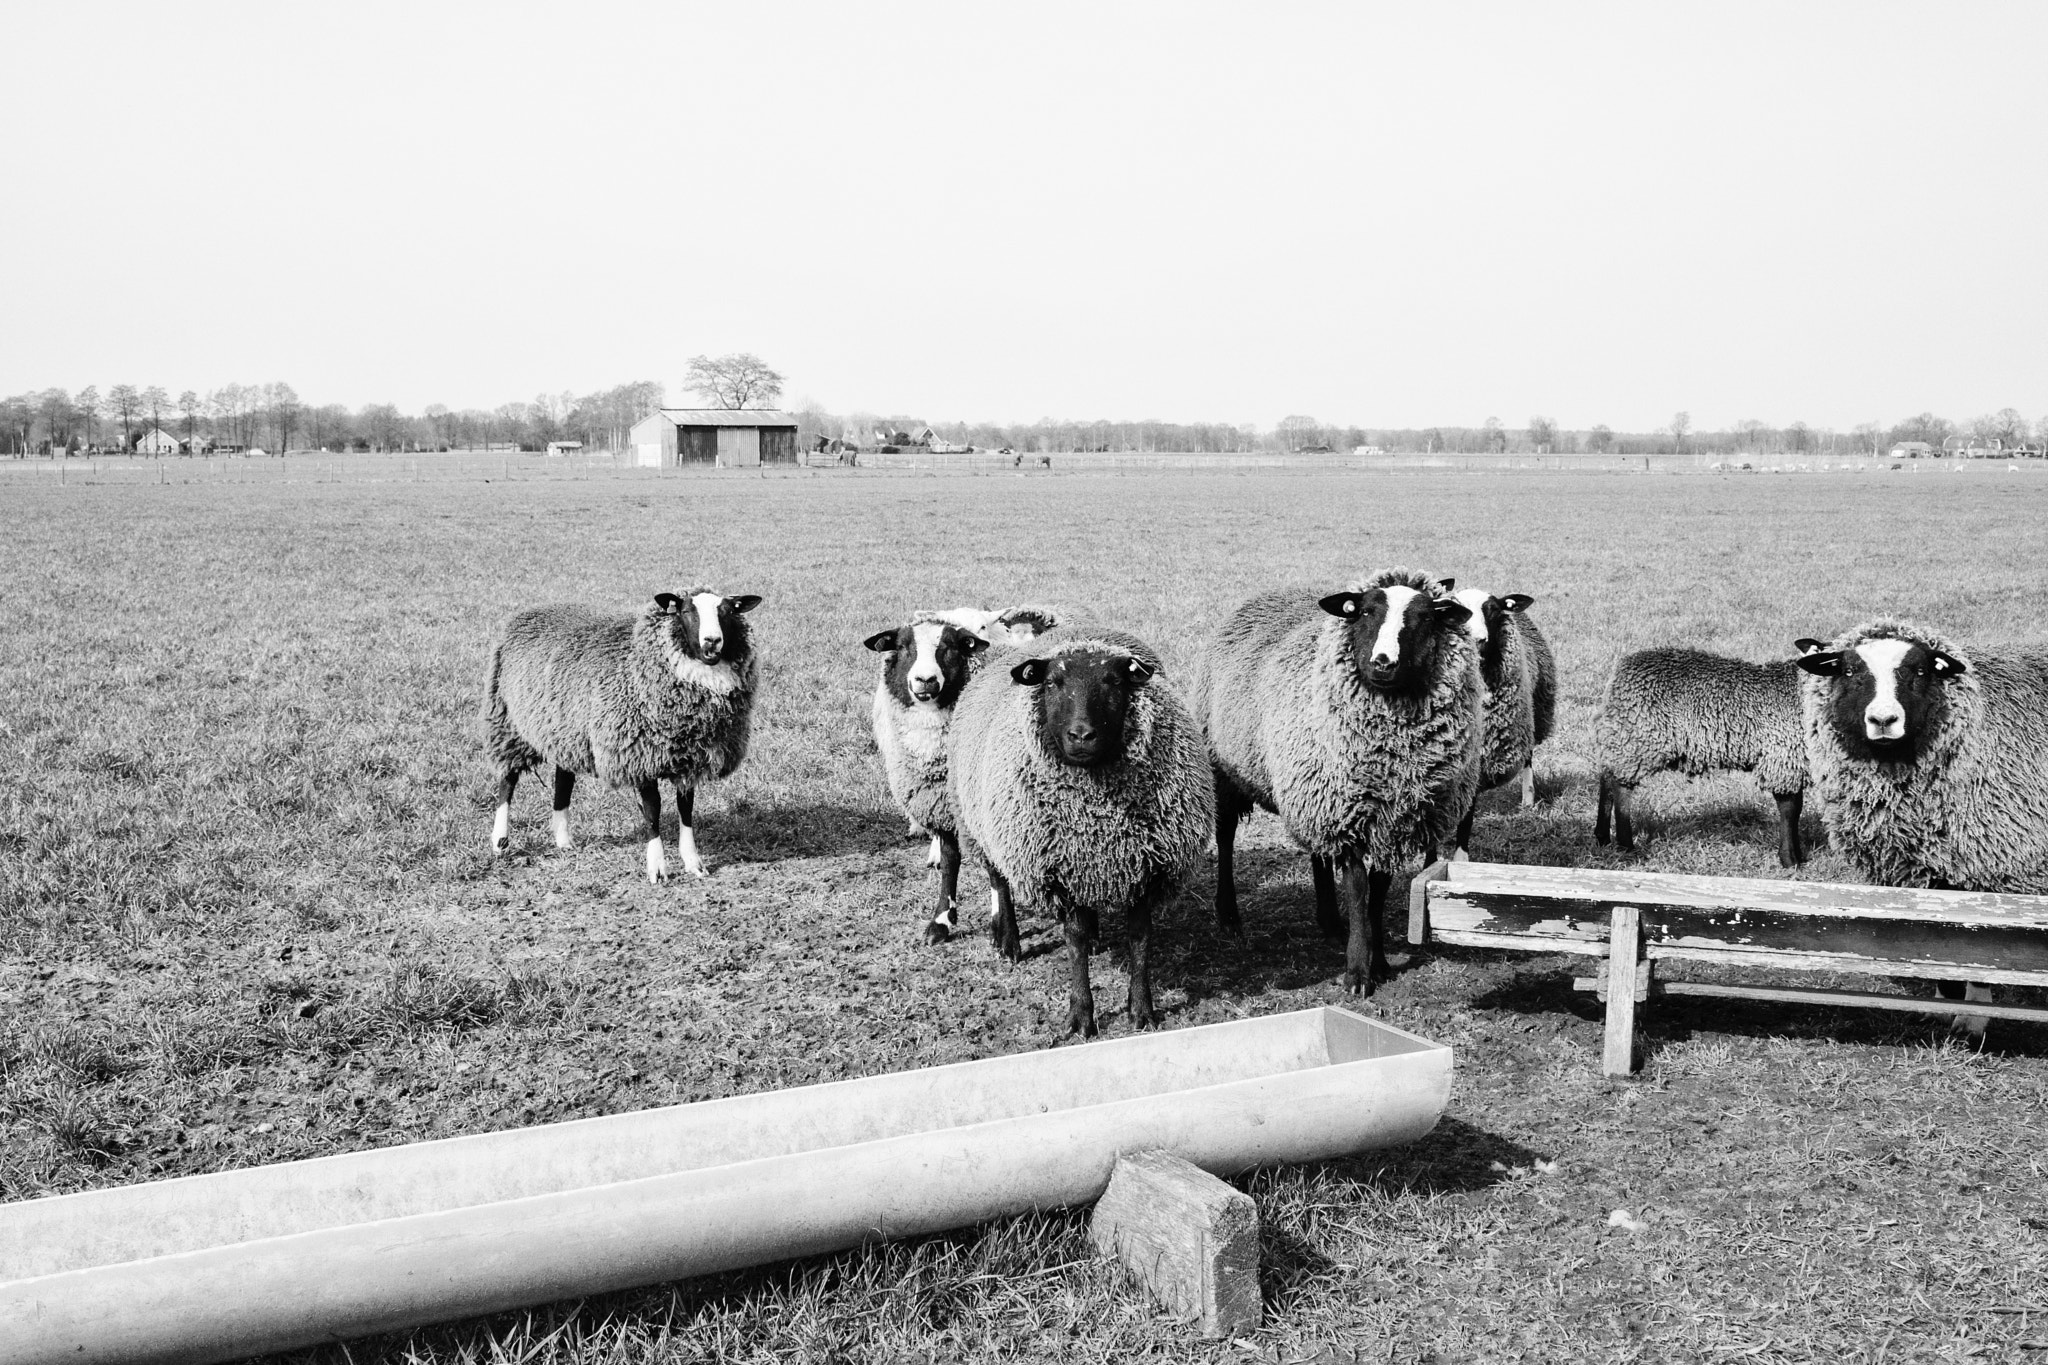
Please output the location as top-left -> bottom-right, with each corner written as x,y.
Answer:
628,409 -> 799,469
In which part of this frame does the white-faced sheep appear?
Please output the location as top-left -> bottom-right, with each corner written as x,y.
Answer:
863,605 -> 1057,944
1593,642 -> 1822,867
1446,586 -> 1555,857
1189,568 -> 1482,994
1795,620 -> 2048,893
947,627 -> 1213,1037
482,589 -> 762,883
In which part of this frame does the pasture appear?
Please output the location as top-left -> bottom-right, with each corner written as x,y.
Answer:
4,466 -> 2048,1364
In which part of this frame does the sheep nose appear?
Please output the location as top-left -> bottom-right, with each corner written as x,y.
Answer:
1865,707 -> 1904,739
1065,723 -> 1097,746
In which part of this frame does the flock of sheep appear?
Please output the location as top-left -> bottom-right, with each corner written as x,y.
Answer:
480,576 -> 2048,1036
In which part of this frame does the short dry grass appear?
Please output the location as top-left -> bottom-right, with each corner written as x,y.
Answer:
4,465 -> 2048,1364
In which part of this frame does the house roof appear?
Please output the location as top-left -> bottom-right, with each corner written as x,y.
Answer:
655,408 -> 797,428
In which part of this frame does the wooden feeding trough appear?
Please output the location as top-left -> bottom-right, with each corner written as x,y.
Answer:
0,1006 -> 1449,1365
1410,859 -> 2048,1076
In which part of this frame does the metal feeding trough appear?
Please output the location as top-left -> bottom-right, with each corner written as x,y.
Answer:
0,1005 -> 1451,1365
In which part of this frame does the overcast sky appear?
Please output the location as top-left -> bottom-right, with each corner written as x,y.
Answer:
5,2 -> 2044,432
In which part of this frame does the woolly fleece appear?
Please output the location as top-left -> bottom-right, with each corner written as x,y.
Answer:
1801,618 -> 2048,893
1190,568 -> 1483,867
1476,609 -> 1547,791
947,627 -> 1213,920
1595,648 -> 1806,797
482,591 -> 757,790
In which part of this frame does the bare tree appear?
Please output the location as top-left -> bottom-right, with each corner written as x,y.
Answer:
1483,416 -> 1507,453
142,386 -> 169,451
1586,424 -> 1614,454
1278,414 -> 1320,451
683,353 -> 783,409
178,390 -> 200,450
267,382 -> 300,452
1786,421 -> 1813,453
1976,407 -> 2028,450
1735,418 -> 1768,452
1527,416 -> 1556,453
1669,411 -> 1691,453
107,384 -> 141,453
75,386 -> 101,451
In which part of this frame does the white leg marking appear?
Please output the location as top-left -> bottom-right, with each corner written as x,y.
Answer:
1959,982 -> 1993,1040
1521,763 -> 1536,809
926,835 -> 943,869
645,837 -> 668,884
550,810 -> 571,848
491,804 -> 510,852
989,888 -> 1001,924
678,824 -> 706,878
1451,846 -> 1471,863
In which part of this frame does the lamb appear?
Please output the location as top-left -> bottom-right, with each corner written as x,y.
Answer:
1446,586 -> 1555,857
947,626 -> 1213,1037
1190,568 -> 1482,994
1593,641 -> 1821,867
1795,619 -> 2048,894
482,588 -> 762,883
863,604 -> 1057,943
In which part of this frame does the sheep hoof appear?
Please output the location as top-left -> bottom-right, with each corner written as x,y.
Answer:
1129,1006 -> 1156,1031
923,921 -> 951,946
1450,847 -> 1471,863
1341,967 -> 1376,997
1067,1007 -> 1098,1038
491,837 -> 509,854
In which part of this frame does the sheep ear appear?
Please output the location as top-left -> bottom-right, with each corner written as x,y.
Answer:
1931,650 -> 1967,677
1792,637 -> 1825,656
1500,593 -> 1535,612
862,629 -> 899,653
1011,658 -> 1050,686
726,595 -> 762,614
1795,650 -> 1845,677
1436,578 -> 1455,592
1431,597 -> 1472,629
654,592 -> 682,614
1319,591 -> 1364,619
1125,656 -> 1155,685
958,632 -> 990,655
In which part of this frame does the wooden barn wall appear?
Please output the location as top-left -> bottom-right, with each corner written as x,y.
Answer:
678,427 -> 718,465
760,428 -> 798,465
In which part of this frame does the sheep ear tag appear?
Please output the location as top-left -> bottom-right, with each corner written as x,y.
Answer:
1011,658 -> 1051,686
862,629 -> 900,653
1318,592 -> 1364,618
726,595 -> 763,613
654,592 -> 682,613
1125,656 -> 1155,684
1501,593 -> 1535,612
1795,650 -> 1845,677
1932,651 -> 1967,677
958,633 -> 990,655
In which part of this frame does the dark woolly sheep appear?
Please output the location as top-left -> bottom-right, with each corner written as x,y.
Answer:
864,604 -> 1057,943
1189,568 -> 1482,994
1593,643 -> 1819,867
482,588 -> 762,882
1447,587 -> 1554,855
948,627 -> 1213,1037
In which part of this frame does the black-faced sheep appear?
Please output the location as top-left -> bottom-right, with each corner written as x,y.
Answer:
947,627 -> 1213,1037
863,605 -> 1056,943
1190,568 -> 1482,994
1795,619 -> 2048,893
1447,587 -> 1555,856
1593,642 -> 1821,867
482,589 -> 762,883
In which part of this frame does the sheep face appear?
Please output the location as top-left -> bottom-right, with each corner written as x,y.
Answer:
1450,588 -> 1534,688
865,620 -> 988,708
1797,636 -> 1967,762
655,591 -> 760,666
1010,649 -> 1155,769
1319,585 -> 1472,698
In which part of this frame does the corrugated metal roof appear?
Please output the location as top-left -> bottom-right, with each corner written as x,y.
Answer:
655,408 -> 798,428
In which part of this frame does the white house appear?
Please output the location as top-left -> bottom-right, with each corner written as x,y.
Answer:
135,428 -> 180,455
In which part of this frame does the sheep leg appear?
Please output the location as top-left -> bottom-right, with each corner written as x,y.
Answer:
1774,791 -> 1805,866
1520,762 -> 1536,809
1594,770 -> 1613,845
987,866 -> 1022,962
1452,806 -> 1476,862
1936,980 -> 1994,1041
491,771 -> 518,853
924,835 -> 943,870
1213,769 -> 1245,934
1611,780 -> 1638,852
1125,897 -> 1155,1030
1367,868 -> 1394,983
672,783 -> 707,877
637,781 -> 667,883
550,767 -> 575,848
1063,913 -> 1098,1038
924,830 -> 962,945
1310,854 -> 1342,942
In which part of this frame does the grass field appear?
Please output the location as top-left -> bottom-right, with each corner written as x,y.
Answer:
5,467 -> 2048,1364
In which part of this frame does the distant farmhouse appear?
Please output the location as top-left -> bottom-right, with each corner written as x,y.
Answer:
629,409 -> 798,468
1888,441 -> 1936,459
135,428 -> 181,455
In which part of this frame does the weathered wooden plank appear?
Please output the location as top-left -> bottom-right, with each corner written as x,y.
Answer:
1089,1150 -> 1260,1339
1603,907 -> 1642,1077
1567,977 -> 2048,1024
1409,859 -> 1450,946
1435,928 -> 2048,987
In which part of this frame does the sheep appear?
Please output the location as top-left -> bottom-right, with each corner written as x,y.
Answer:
1190,568 -> 1482,994
1795,619 -> 2048,894
947,626 -> 1213,1037
482,588 -> 762,883
863,604 -> 1057,943
1446,586 -> 1555,857
1593,641 -> 1822,867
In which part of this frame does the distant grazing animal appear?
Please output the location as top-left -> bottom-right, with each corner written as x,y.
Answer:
1594,642 -> 1820,867
482,589 -> 762,883
1796,620 -> 2048,894
1446,586 -> 1555,856
948,627 -> 1213,1036
864,604 -> 1058,943
1190,568 -> 1482,993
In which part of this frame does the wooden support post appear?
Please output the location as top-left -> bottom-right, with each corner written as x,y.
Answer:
1408,859 -> 1450,948
1602,905 -> 1642,1078
1089,1150 -> 1261,1339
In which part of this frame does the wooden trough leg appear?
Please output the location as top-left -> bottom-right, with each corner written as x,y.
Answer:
1602,905 -> 1643,1078
1090,1150 -> 1261,1339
